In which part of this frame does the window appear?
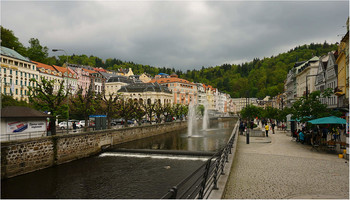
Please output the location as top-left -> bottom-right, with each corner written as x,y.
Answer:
10,69 -> 12,75
15,89 -> 18,95
20,81 -> 22,86
15,80 -> 18,85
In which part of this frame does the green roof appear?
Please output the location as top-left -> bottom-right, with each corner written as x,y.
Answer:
0,46 -> 31,62
309,56 -> 319,62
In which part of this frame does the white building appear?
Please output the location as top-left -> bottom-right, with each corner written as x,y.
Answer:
324,51 -> 339,108
118,83 -> 173,105
0,46 -> 39,102
295,56 -> 319,99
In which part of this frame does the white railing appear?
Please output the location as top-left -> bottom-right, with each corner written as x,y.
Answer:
1,131 -> 47,142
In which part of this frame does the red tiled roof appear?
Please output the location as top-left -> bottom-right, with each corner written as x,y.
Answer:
53,65 -> 76,78
83,68 -> 97,74
93,68 -> 107,72
32,60 -> 57,75
149,77 -> 195,85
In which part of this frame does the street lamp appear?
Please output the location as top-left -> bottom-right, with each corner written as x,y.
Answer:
52,49 -> 69,134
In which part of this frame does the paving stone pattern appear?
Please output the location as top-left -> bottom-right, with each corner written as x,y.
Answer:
223,129 -> 349,199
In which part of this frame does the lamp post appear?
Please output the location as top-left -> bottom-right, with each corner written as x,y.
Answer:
52,49 -> 69,134
305,74 -> 318,98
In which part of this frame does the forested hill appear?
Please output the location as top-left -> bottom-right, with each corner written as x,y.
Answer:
178,43 -> 338,98
1,26 -> 338,98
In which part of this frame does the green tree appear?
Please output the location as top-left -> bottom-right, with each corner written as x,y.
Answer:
240,104 -> 262,121
290,91 -> 341,123
142,100 -> 156,124
0,94 -> 32,108
99,92 -> 120,129
70,85 -> 99,131
28,77 -> 68,135
116,98 -> 137,127
26,38 -> 49,63
133,101 -> 146,125
197,104 -> 205,116
154,101 -> 164,123
0,26 -> 26,56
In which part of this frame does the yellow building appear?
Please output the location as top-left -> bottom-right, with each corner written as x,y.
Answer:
1,46 -> 39,101
335,19 -> 349,108
32,61 -> 64,93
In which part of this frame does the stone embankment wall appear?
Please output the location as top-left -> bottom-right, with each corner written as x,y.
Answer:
1,121 -> 187,179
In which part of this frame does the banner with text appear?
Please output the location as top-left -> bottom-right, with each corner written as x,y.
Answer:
7,121 -> 46,133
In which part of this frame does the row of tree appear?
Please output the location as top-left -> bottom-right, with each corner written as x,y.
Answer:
239,89 -> 341,126
25,77 -> 190,135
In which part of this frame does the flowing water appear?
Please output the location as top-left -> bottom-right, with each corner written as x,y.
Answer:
1,118 -> 236,199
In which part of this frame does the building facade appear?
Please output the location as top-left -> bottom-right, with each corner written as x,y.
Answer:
118,83 -> 173,105
105,75 -> 134,98
32,61 -> 64,93
335,28 -> 349,109
324,52 -> 338,108
150,74 -> 197,105
52,65 -> 78,94
0,46 -> 39,101
295,56 -> 319,98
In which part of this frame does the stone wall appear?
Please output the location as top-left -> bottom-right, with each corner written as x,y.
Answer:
1,121 -> 187,179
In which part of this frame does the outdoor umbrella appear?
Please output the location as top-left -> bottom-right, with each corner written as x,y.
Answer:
307,116 -> 346,125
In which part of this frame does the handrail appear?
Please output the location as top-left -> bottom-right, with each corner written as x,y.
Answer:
161,121 -> 239,199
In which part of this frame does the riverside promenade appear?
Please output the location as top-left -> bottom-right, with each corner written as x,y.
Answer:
223,129 -> 349,199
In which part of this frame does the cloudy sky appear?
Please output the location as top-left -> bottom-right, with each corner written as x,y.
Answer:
1,0 -> 349,70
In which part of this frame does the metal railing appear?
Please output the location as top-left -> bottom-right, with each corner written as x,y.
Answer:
161,122 -> 238,199
0,131 -> 47,142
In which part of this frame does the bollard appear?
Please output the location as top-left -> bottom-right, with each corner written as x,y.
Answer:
246,131 -> 249,144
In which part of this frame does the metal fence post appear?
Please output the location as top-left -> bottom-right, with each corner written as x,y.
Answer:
169,186 -> 178,199
213,157 -> 220,190
220,154 -> 225,175
198,159 -> 211,199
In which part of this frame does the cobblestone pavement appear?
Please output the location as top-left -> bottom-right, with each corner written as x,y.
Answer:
223,129 -> 349,199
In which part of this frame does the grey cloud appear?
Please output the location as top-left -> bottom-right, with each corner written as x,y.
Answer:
2,1 -> 349,71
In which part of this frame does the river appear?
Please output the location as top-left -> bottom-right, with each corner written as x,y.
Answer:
1,119 -> 236,199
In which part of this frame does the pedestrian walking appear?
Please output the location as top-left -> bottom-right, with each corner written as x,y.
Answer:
271,122 -> 275,134
265,123 -> 269,137
73,122 -> 77,132
239,121 -> 244,135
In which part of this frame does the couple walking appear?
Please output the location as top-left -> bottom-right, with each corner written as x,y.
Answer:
264,122 -> 275,137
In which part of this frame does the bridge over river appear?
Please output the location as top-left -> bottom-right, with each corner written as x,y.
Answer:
1,118 -> 238,199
